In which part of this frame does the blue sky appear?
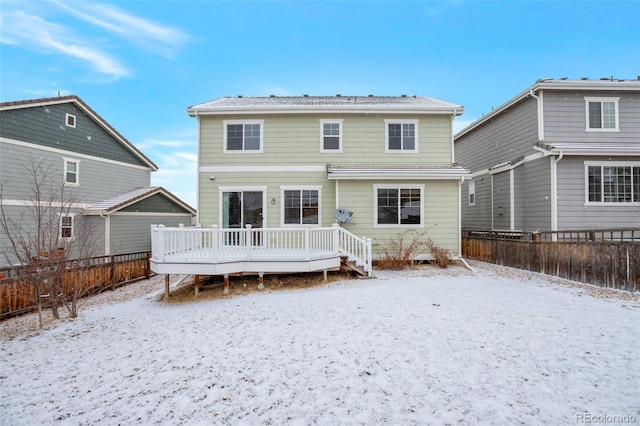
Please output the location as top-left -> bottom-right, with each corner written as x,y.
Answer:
1,0 -> 638,208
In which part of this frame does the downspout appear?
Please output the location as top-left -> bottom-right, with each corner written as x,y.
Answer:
529,89 -> 544,141
195,111 -> 201,226
550,151 -> 564,233
451,109 -> 457,163
100,211 -> 110,255
457,176 -> 474,271
510,169 -> 515,231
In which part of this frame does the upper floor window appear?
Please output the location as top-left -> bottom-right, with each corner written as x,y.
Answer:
585,97 -> 619,131
374,184 -> 424,227
65,113 -> 76,128
468,181 -> 476,206
281,186 -> 321,226
385,119 -> 418,153
63,158 -> 80,186
320,119 -> 343,152
223,120 -> 264,153
586,162 -> 640,204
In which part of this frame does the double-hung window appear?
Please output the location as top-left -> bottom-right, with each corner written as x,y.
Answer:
585,97 -> 619,131
586,162 -> 640,204
64,158 -> 80,186
374,184 -> 424,227
223,120 -> 264,152
385,119 -> 418,153
320,119 -> 343,152
281,186 -> 321,226
468,181 -> 476,206
59,214 -> 74,240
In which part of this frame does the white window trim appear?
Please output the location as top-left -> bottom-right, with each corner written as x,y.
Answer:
468,181 -> 476,206
65,113 -> 76,128
319,119 -> 343,153
584,161 -> 640,206
63,157 -> 80,187
384,119 -> 419,153
584,97 -> 620,132
222,119 -> 264,153
373,184 -> 425,228
59,213 -> 75,241
280,185 -> 323,227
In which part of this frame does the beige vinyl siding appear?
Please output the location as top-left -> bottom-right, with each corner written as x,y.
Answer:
199,113 -> 453,167
338,179 -> 461,256
198,171 -> 334,229
199,173 -> 461,256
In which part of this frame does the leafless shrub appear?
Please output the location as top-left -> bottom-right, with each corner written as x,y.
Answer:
376,227 -> 452,270
377,230 -> 427,270
426,238 -> 451,268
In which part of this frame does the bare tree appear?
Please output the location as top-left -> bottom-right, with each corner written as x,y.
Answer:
0,158 -> 101,321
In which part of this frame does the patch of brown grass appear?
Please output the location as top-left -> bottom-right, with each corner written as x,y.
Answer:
163,271 -> 358,304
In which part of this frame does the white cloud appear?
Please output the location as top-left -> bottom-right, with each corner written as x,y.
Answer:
53,0 -> 192,59
0,10 -> 129,79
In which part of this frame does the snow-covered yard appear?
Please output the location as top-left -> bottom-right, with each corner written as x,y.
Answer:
1,261 -> 639,425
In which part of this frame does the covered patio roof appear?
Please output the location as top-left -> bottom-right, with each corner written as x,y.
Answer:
326,164 -> 470,180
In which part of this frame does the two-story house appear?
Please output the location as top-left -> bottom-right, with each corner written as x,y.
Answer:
188,94 -> 469,261
0,95 -> 195,267
455,78 -> 640,232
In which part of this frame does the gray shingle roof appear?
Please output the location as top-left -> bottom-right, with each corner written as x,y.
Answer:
83,187 -> 195,215
188,95 -> 463,115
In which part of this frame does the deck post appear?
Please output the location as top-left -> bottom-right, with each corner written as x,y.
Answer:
223,274 -> 229,294
304,226 -> 311,260
157,225 -> 165,261
366,237 -> 373,277
323,269 -> 328,282
211,225 -> 219,262
194,275 -> 200,297
257,272 -> 264,290
164,274 -> 170,300
332,223 -> 340,253
245,224 -> 253,260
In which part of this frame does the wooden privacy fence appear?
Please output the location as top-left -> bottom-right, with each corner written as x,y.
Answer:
0,251 -> 151,319
462,229 -> 640,292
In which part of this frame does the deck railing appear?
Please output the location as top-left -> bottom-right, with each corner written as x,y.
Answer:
151,223 -> 372,276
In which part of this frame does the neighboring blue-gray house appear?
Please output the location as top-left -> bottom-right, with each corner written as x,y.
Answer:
0,95 -> 195,266
455,78 -> 640,232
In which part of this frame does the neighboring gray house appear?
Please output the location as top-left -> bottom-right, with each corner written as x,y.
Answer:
0,95 -> 195,266
455,78 -> 640,232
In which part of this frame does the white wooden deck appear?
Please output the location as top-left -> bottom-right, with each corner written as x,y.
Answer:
150,224 -> 372,277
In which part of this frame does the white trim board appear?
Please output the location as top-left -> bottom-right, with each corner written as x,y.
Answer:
201,165 -> 326,173
1,137 -> 153,172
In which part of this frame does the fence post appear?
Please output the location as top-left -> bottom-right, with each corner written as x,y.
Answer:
145,251 -> 150,279
109,255 -> 116,290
